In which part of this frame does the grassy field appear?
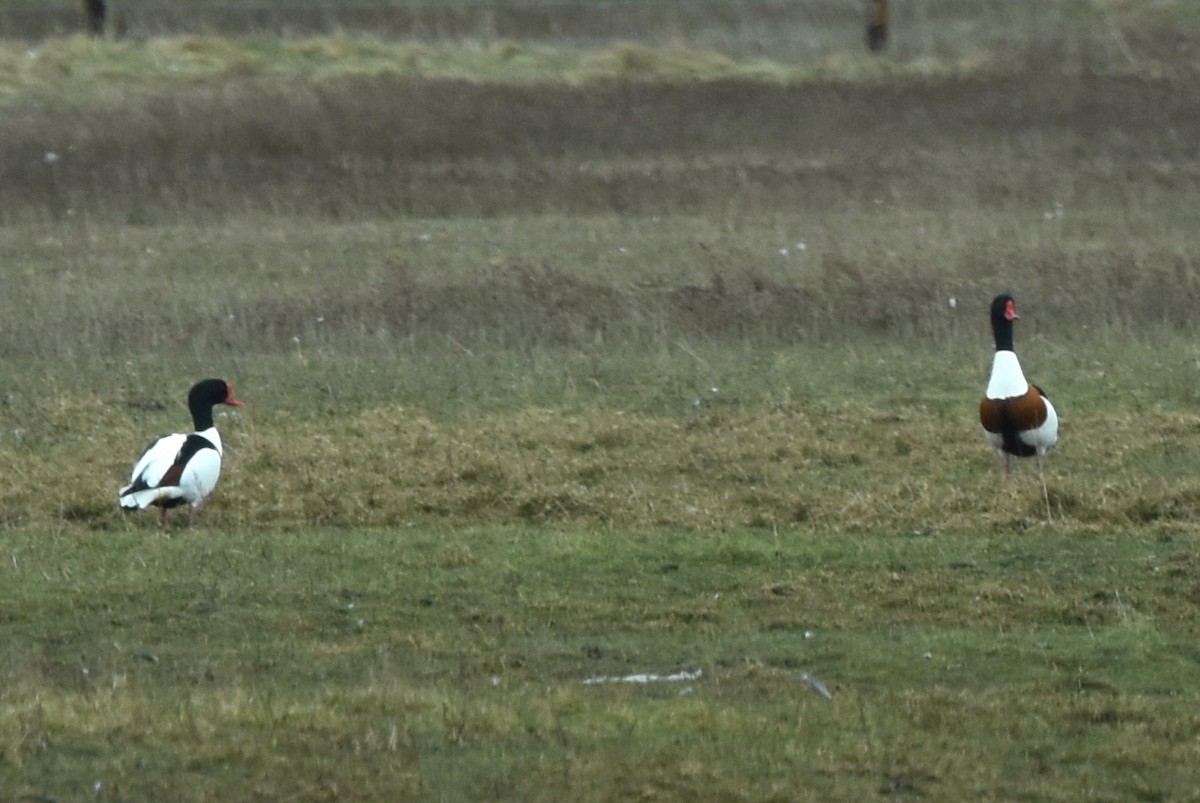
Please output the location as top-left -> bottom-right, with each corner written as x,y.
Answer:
3,1 -> 1200,800
5,526 -> 1200,801
8,0 -> 1190,61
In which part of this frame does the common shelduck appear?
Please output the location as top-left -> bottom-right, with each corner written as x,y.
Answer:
979,293 -> 1058,512
119,378 -> 244,527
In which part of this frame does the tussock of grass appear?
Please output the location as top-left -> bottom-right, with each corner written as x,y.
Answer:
3,391 -> 1200,534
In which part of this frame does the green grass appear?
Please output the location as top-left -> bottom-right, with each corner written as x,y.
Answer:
0,31 -> 917,104
1,335 -> 1199,535
6,0 -> 1199,104
3,526 -> 1199,801
0,32 -> 1025,107
3,2 -> 1200,798
5,334 -> 1200,798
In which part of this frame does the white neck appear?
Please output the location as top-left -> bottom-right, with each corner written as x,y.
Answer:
986,351 -> 1028,399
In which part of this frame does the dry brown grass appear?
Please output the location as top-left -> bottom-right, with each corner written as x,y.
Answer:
5,395 -> 1200,534
0,208 -> 1196,362
3,0 -> 1171,66
6,68 -> 1198,223
2,27 -> 1198,358
3,8 -> 1200,800
0,11 -> 1195,537
0,18 -> 1196,534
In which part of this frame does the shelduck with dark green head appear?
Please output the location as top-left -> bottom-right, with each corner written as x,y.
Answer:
979,293 -> 1059,497
119,379 -> 245,528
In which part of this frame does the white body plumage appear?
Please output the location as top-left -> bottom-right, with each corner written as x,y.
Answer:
983,350 -> 1058,457
118,378 -> 244,528
985,351 -> 1028,400
119,428 -> 224,510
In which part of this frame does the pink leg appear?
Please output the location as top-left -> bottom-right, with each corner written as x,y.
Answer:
1037,454 -> 1051,519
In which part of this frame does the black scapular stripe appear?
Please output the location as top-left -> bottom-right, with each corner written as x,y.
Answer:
158,434 -> 216,486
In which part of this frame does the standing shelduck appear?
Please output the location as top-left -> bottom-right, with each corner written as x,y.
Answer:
979,293 -> 1058,514
119,378 -> 245,528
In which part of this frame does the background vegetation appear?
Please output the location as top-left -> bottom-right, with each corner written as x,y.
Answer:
2,1 -> 1200,800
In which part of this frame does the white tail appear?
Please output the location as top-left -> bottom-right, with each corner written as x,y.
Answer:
119,486 -> 182,510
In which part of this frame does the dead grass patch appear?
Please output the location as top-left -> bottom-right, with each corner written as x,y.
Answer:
2,398 -> 1198,535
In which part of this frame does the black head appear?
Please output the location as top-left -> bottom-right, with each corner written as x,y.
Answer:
186,379 -> 245,429
989,293 -> 1018,351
